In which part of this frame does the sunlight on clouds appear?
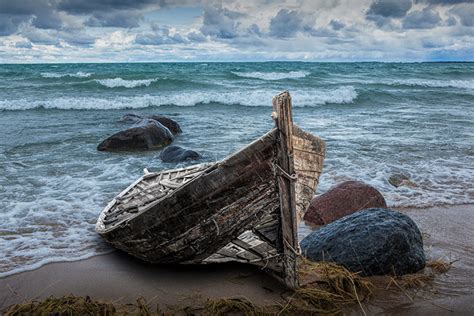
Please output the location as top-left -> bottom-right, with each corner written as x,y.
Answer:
94,31 -> 135,49
0,0 -> 472,62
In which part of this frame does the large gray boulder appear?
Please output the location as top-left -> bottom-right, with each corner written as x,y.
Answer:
98,120 -> 173,151
160,145 -> 201,163
300,208 -> 425,276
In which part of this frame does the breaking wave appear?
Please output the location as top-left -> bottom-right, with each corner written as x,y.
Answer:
355,78 -> 474,90
95,78 -> 158,88
40,72 -> 92,78
392,79 -> 474,90
232,71 -> 310,80
0,86 -> 357,110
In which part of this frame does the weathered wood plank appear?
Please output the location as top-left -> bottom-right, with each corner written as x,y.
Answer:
272,91 -> 299,289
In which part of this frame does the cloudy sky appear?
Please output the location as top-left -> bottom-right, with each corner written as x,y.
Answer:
0,0 -> 473,63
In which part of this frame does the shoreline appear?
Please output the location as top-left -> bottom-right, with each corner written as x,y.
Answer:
2,202 -> 471,280
1,204 -> 473,313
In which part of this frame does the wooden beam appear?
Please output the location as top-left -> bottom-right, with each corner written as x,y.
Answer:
272,91 -> 299,289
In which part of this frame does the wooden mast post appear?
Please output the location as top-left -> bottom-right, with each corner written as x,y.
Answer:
272,91 -> 299,289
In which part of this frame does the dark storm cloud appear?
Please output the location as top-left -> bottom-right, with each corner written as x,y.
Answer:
450,4 -> 474,27
200,5 -> 245,39
269,9 -> 313,38
22,28 -> 61,45
329,20 -> 345,30
0,0 -> 163,35
0,14 -> 30,36
61,30 -> 96,46
416,0 -> 472,5
366,0 -> 412,27
367,0 -> 412,18
402,7 -> 441,29
0,0 -> 63,35
85,11 -> 143,28
56,0 -> 160,14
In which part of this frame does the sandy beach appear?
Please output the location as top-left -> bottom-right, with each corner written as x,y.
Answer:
1,0 -> 473,312
1,204 -> 473,314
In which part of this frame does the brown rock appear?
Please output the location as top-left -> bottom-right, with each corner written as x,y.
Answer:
303,181 -> 387,226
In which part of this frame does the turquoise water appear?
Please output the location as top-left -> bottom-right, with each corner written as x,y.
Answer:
0,62 -> 473,276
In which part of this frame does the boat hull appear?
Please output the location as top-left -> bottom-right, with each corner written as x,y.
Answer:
98,129 -> 279,264
96,91 -> 326,287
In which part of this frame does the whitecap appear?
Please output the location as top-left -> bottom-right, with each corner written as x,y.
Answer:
353,78 -> 474,90
391,79 -> 474,90
0,86 -> 358,110
95,78 -> 157,88
40,72 -> 92,78
232,70 -> 310,80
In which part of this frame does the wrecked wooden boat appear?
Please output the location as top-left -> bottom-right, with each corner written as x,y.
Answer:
96,91 -> 326,288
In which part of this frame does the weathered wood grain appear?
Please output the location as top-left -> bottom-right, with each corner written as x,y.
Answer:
272,91 -> 299,289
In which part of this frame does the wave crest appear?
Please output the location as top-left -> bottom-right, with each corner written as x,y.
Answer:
95,78 -> 157,88
0,87 -> 357,110
232,71 -> 309,80
392,79 -> 474,90
40,72 -> 92,78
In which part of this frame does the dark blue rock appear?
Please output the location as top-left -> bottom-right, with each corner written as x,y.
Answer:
300,208 -> 425,276
160,146 -> 201,163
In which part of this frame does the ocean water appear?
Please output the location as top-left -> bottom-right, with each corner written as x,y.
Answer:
0,62 -> 473,277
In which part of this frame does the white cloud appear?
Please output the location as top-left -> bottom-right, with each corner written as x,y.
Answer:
0,0 -> 472,62
94,30 -> 135,49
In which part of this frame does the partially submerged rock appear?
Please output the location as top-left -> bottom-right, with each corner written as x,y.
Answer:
98,120 -> 173,151
303,181 -> 387,226
118,113 -> 182,135
388,173 -> 416,188
149,115 -> 182,135
117,113 -> 142,124
300,208 -> 425,276
160,145 -> 201,163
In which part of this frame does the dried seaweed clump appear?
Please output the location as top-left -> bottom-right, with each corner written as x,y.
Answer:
203,297 -> 271,316
387,257 -> 455,292
199,259 -> 375,315
426,258 -> 455,274
4,295 -> 116,316
4,295 -> 154,316
285,258 -> 373,314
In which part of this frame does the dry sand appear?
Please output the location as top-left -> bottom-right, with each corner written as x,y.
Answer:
1,204 -> 473,314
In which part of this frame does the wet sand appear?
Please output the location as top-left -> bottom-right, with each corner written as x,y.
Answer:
1,204 -> 473,314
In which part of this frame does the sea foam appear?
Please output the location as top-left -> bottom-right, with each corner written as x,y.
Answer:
232,71 -> 310,80
353,78 -> 474,90
0,86 -> 357,110
40,71 -> 92,78
392,79 -> 474,90
95,78 -> 158,88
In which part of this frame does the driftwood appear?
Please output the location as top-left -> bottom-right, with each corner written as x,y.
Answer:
96,91 -> 326,288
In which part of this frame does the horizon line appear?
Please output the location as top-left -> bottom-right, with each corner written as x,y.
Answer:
1,60 -> 473,65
